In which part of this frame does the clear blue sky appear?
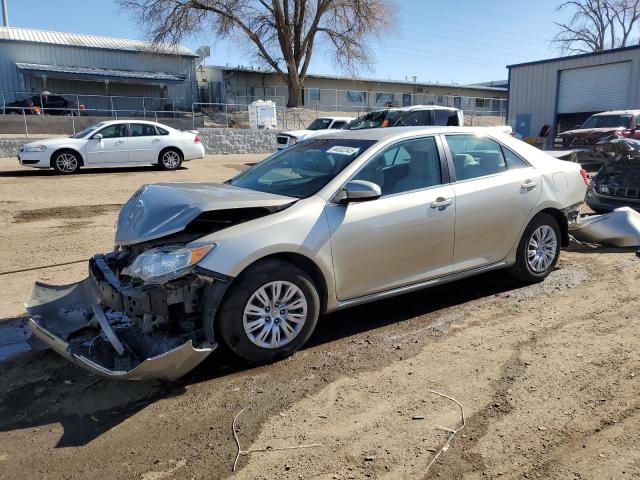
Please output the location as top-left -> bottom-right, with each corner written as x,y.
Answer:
6,0 -> 568,84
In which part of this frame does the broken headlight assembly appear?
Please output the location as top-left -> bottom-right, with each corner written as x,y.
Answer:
122,243 -> 215,284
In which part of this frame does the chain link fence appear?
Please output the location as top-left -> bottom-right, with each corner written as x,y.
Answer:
1,88 -> 507,137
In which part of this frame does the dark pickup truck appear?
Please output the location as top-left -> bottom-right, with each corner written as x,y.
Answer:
555,110 -> 640,166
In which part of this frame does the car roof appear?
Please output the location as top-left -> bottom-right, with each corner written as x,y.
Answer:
592,110 -> 640,116
317,116 -> 355,121
398,104 -> 459,111
94,119 -> 170,127
317,126 -> 501,141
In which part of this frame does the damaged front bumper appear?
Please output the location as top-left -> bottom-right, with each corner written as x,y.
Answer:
26,253 -> 228,381
570,207 -> 640,247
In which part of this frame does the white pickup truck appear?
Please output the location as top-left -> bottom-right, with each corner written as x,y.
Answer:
276,116 -> 354,150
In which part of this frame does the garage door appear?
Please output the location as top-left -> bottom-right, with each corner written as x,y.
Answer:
558,62 -> 632,114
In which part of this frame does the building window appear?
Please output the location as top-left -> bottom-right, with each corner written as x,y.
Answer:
308,88 -> 320,101
347,90 -> 367,103
475,98 -> 485,108
375,92 -> 395,104
453,96 -> 462,109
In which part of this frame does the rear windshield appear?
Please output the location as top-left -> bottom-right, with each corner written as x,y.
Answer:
348,110 -> 402,130
581,114 -> 632,129
307,118 -> 333,130
229,138 -> 376,198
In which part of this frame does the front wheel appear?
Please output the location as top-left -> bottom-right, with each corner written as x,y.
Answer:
508,213 -> 561,283
52,151 -> 80,174
216,259 -> 320,363
158,148 -> 183,170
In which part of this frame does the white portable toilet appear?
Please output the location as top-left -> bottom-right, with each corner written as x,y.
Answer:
248,100 -> 277,129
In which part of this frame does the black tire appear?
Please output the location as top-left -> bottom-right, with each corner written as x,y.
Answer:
508,213 -> 561,283
216,259 -> 320,363
51,150 -> 80,175
158,148 -> 183,170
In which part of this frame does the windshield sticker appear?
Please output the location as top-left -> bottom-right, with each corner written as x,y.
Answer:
327,145 -> 360,156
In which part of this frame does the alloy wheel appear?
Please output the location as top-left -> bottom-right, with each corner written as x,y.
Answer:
162,150 -> 181,169
56,153 -> 78,173
243,281 -> 308,349
527,225 -> 557,273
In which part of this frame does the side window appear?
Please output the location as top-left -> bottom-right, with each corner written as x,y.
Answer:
331,121 -> 346,129
97,124 -> 127,139
129,123 -> 158,137
156,126 -> 169,135
502,147 -> 529,169
353,137 -> 442,195
445,134 -> 507,181
435,110 -> 460,126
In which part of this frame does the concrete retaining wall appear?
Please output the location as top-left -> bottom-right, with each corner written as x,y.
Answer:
0,128 -> 280,158
198,128 -> 279,155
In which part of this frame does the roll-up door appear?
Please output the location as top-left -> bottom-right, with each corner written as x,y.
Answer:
558,62 -> 631,114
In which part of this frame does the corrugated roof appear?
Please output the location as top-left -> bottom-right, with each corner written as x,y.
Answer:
0,26 -> 196,57
16,62 -> 187,82
507,44 -> 640,69
210,65 -> 508,93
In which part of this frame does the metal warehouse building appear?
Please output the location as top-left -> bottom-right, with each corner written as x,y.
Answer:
0,26 -> 198,112
508,45 -> 640,143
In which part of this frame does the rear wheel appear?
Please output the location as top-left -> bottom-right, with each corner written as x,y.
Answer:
216,259 -> 320,363
52,151 -> 80,175
508,213 -> 561,283
158,148 -> 182,170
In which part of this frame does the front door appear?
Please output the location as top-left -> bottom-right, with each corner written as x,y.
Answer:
326,136 -> 456,301
84,123 -> 129,164
443,134 -> 541,272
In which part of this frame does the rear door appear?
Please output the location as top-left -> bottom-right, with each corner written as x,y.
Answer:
127,123 -> 162,163
442,133 -> 541,272
84,123 -> 129,164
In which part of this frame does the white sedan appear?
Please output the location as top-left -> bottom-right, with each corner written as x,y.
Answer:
18,120 -> 205,174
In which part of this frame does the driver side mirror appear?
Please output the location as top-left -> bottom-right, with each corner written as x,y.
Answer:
92,133 -> 103,140
334,180 -> 382,204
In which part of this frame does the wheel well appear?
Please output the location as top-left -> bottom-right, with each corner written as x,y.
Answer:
50,148 -> 84,167
158,146 -> 183,163
536,208 -> 569,247
238,253 -> 329,313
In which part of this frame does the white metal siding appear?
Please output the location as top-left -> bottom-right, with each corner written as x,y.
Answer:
558,62 -> 632,113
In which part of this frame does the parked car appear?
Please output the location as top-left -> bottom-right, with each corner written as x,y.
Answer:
18,120 -> 204,174
554,110 -> 640,165
586,135 -> 640,212
26,126 -> 587,380
3,93 -> 85,115
276,116 -> 354,150
347,105 -> 463,130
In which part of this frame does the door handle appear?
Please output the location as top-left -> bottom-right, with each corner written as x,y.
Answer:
152,138 -> 160,143
430,197 -> 453,209
521,180 -> 537,190
115,140 -> 125,144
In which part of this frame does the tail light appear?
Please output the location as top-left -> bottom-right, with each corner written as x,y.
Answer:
79,104 -> 86,110
580,168 -> 589,185
194,134 -> 201,143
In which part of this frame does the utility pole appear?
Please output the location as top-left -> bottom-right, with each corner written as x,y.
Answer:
2,0 -> 8,27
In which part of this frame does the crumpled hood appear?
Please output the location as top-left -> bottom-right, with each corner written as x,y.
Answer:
115,182 -> 296,245
559,127 -> 624,138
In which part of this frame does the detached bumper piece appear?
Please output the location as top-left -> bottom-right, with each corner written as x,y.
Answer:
26,254 -> 220,381
570,207 -> 640,247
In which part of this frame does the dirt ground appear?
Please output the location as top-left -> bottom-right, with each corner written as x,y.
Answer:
0,155 -> 638,480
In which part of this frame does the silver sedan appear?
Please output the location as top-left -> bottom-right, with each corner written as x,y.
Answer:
27,127 -> 588,379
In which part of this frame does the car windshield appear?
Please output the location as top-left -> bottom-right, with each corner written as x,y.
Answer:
307,118 -> 333,130
71,122 -> 107,139
581,114 -> 633,129
229,138 -> 376,198
348,110 -> 402,130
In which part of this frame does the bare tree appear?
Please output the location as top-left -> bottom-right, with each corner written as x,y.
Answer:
120,0 -> 394,107
553,0 -> 640,54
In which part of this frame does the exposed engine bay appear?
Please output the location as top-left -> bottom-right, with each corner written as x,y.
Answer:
26,182 -> 297,380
